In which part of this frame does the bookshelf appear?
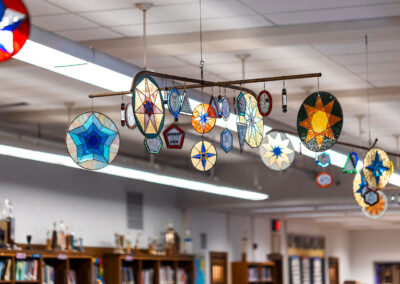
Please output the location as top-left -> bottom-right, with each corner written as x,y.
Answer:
231,262 -> 276,284
104,254 -> 194,284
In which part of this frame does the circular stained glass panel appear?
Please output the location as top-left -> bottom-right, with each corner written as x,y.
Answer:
259,131 -> 294,171
190,140 -> 217,172
316,172 -> 333,188
362,191 -> 388,219
191,104 -> 216,134
125,103 -> 137,129
257,90 -> 272,117
363,148 -> 392,189
66,112 -> 120,170
243,93 -> 264,148
133,75 -> 165,138
297,91 -> 343,152
0,0 -> 30,62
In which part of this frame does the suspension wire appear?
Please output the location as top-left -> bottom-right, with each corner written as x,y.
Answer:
317,77 -> 320,94
91,98 -> 94,113
199,0 -> 204,81
365,34 -> 372,146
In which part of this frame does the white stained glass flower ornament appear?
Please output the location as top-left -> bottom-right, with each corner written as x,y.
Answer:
259,131 -> 295,171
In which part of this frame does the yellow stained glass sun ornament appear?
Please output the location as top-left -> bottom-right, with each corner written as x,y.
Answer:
362,148 -> 392,189
259,131 -> 295,171
191,104 -> 216,134
297,92 -> 343,152
362,191 -> 388,219
133,75 -> 165,138
238,93 -> 264,148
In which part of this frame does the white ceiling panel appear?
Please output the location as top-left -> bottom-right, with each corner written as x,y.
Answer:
24,0 -> 66,16
58,27 -> 123,41
346,62 -> 400,74
46,0 -> 134,12
240,0 -> 395,14
32,14 -> 99,31
266,3 -> 400,25
331,51 -> 400,65
79,9 -> 143,27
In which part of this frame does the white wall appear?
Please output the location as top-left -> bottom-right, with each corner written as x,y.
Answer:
0,155 -> 273,284
349,229 -> 400,284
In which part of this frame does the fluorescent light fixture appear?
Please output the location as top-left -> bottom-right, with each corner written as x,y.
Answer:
253,206 -> 314,214
0,144 -> 267,201
14,40 -> 132,92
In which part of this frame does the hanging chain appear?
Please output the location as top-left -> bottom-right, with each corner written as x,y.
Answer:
317,77 -> 320,94
91,98 -> 94,113
199,0 -> 204,81
365,34 -> 372,146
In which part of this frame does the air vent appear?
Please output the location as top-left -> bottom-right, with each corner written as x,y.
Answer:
126,191 -> 143,230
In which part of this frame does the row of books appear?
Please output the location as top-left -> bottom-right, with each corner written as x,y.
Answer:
177,268 -> 189,284
43,264 -> 55,284
67,270 -> 77,284
261,267 -> 272,281
160,266 -> 174,284
15,259 -> 39,280
141,268 -> 154,284
248,267 -> 259,282
0,259 -> 11,280
122,266 -> 135,284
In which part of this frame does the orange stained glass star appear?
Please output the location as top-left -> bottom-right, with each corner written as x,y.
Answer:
297,92 -> 343,152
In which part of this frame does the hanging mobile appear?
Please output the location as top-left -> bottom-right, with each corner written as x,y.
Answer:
282,81 -> 287,113
120,102 -> 126,127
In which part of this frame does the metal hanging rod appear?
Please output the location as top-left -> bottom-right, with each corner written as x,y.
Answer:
89,71 -> 322,99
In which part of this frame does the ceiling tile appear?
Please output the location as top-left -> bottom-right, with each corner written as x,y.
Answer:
58,27 -> 123,41
24,0 -> 66,16
46,0 -> 134,12
32,14 -> 99,31
79,9 -> 143,27
346,61 -> 400,74
312,40 -> 400,56
266,3 -> 400,25
240,0 -> 395,14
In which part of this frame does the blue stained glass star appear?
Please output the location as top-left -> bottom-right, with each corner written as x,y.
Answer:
356,171 -> 367,195
273,146 -> 283,157
192,142 -> 216,169
365,151 -> 390,186
68,114 -> 117,164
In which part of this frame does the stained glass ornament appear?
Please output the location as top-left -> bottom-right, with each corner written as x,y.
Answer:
217,95 -> 223,117
120,103 -> 126,127
180,90 -> 193,116
163,124 -> 185,149
297,91 -> 343,152
363,187 -> 379,206
363,148 -> 391,189
125,103 -> 137,130
221,96 -> 230,121
144,136 -> 163,154
353,170 -> 368,208
209,95 -> 220,118
237,123 -> 246,153
66,112 -> 120,170
191,104 -> 216,134
237,92 -> 246,116
362,191 -> 388,219
315,152 -> 331,168
0,0 -> 30,63
220,128 -> 233,153
258,90 -> 272,117
316,172 -> 333,188
343,152 -> 358,174
243,93 -> 264,148
259,131 -> 294,171
282,88 -> 287,113
133,75 -> 165,138
168,88 -> 181,121
190,140 -> 217,172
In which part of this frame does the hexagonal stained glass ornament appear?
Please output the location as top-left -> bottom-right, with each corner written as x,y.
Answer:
220,128 -> 233,153
237,92 -> 246,116
144,136 -> 163,154
66,112 -> 120,170
363,188 -> 379,206
315,152 -> 331,168
163,124 -> 185,149
297,91 -> 343,152
362,191 -> 388,219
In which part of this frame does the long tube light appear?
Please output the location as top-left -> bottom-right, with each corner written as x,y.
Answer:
0,143 -> 267,201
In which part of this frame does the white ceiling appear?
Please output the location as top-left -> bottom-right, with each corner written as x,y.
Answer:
3,0 -> 400,228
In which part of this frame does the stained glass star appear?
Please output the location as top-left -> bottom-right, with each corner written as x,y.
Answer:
365,151 -> 390,186
261,133 -> 294,168
68,114 -> 117,164
191,141 -> 216,170
298,94 -> 342,149
355,171 -> 367,196
0,7 -> 26,54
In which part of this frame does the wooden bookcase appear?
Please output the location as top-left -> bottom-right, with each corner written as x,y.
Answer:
0,249 -> 93,284
231,262 -> 276,284
104,253 -> 194,284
